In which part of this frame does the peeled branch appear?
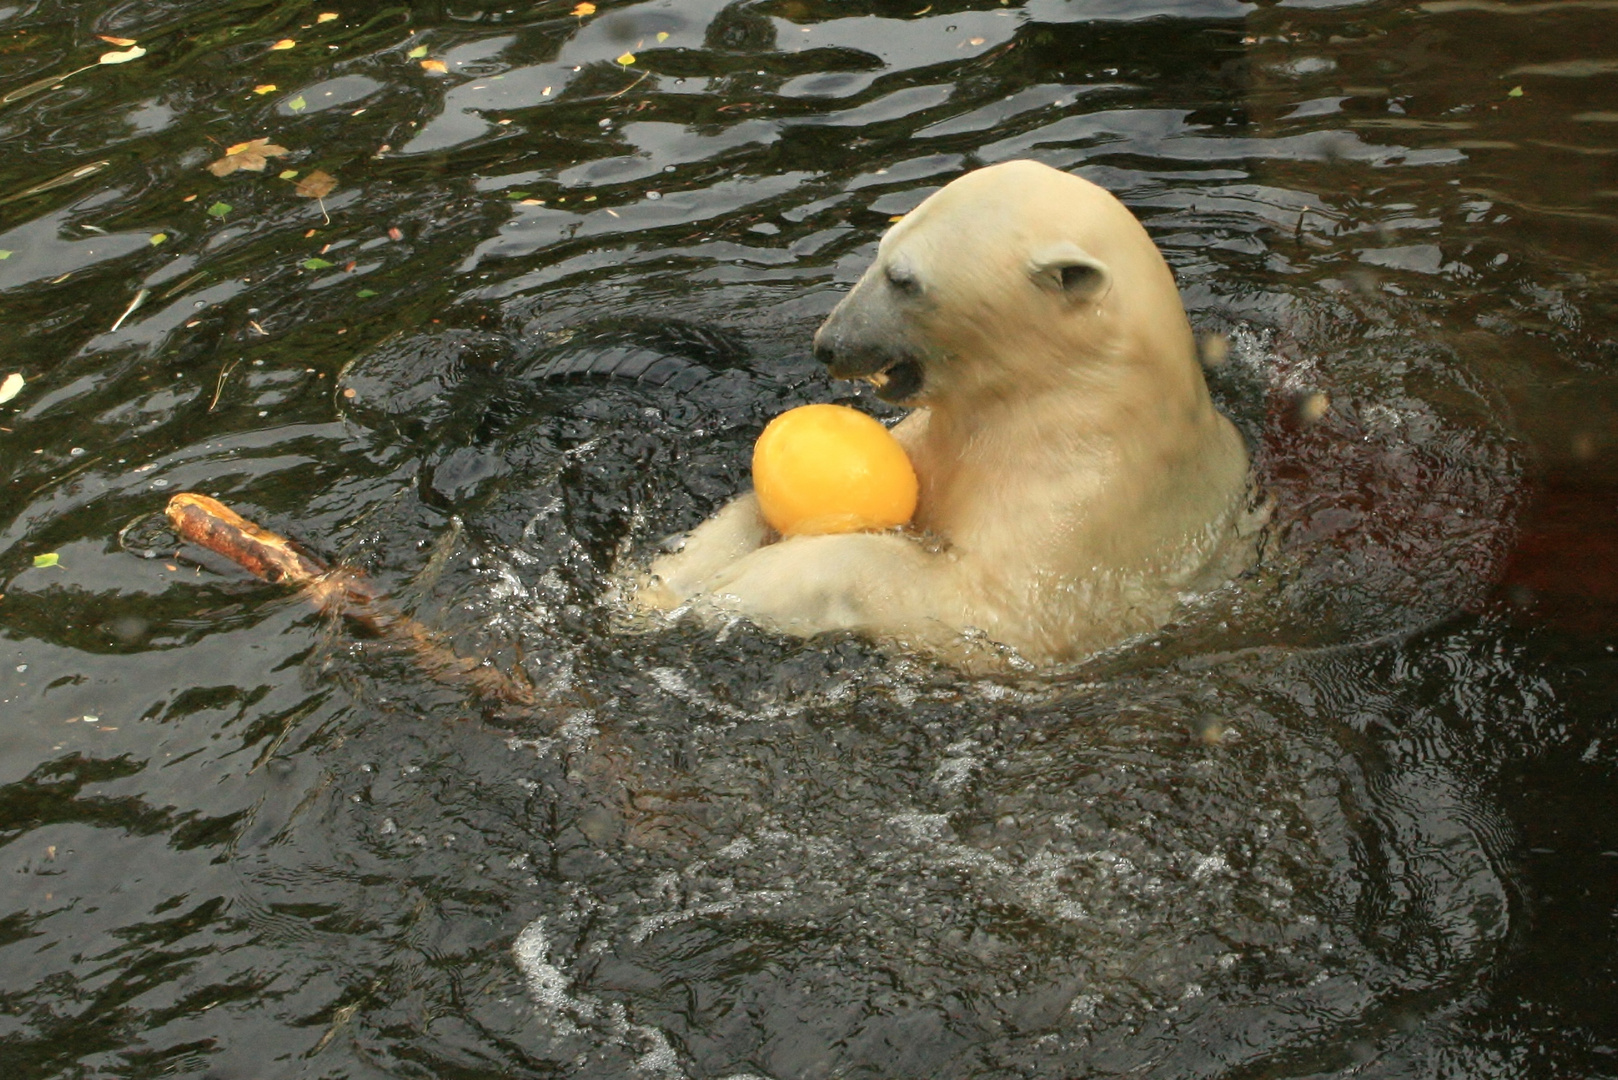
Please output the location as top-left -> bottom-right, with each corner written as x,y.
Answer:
165,492 -> 533,705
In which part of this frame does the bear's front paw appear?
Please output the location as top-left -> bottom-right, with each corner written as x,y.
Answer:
636,492 -> 769,610
694,531 -> 938,636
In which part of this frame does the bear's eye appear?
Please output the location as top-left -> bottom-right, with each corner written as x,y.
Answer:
884,262 -> 922,297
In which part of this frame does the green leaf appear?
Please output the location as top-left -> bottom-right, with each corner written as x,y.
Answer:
1507,85 -> 1524,97
302,257 -> 334,270
356,288 -> 378,298
408,44 -> 428,58
207,201 -> 232,218
506,190 -> 531,199
278,168 -> 299,180
0,249 -> 11,259
33,552 -> 59,568
288,95 -> 306,112
149,232 -> 167,246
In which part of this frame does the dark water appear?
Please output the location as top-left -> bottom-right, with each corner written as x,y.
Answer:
3,1 -> 1618,1077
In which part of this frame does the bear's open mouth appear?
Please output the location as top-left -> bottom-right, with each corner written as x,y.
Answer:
863,358 -> 925,404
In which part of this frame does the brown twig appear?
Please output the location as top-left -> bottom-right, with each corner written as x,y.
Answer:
165,493 -> 535,705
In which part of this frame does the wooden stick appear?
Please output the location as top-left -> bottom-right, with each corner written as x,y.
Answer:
165,493 -> 534,706
156,496 -> 708,849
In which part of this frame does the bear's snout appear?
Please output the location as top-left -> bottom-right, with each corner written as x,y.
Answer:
813,315 -> 927,404
812,315 -> 887,380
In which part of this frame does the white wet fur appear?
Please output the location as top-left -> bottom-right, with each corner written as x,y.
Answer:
639,160 -> 1261,667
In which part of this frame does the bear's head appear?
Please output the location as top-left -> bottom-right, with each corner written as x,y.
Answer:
813,160 -> 1202,414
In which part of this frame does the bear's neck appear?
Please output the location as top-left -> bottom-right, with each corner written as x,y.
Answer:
911,359 -> 1243,566
926,354 -> 1215,472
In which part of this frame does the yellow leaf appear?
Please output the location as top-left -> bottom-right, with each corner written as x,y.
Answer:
295,169 -> 337,198
420,58 -> 447,73
207,138 -> 291,176
98,45 -> 146,64
0,372 -> 24,404
97,35 -> 137,47
407,44 -> 428,58
616,51 -> 636,65
572,2 -> 596,14
270,38 -> 296,51
279,169 -> 299,179
317,12 -> 338,22
657,32 -> 669,42
253,83 -> 278,94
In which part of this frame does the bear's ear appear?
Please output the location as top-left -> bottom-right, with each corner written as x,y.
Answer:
1028,242 -> 1111,303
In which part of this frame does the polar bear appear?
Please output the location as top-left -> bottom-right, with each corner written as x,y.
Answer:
639,160 -> 1261,666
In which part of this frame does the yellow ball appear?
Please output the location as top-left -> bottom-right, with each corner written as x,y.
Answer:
753,404 -> 918,536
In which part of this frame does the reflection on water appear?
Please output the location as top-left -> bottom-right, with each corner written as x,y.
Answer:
3,1 -> 1618,1077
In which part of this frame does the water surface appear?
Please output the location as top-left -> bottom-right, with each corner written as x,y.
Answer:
3,1 -> 1618,1077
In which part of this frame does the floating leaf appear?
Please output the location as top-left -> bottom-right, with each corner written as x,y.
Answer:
421,58 -> 447,73
407,44 -> 428,58
279,168 -> 299,180
33,553 -> 60,568
253,83 -> 278,94
295,169 -> 336,198
357,288 -> 378,298
270,38 -> 296,51
0,372 -> 23,403
657,31 -> 669,42
0,250 -> 11,259
302,257 -> 334,270
317,12 -> 338,22
207,200 -> 232,218
616,51 -> 636,66
507,190 -> 531,199
573,2 -> 596,14
97,35 -> 138,47
207,137 -> 290,176
1508,85 -> 1524,97
3,160 -> 109,202
99,45 -> 146,64
149,232 -> 167,246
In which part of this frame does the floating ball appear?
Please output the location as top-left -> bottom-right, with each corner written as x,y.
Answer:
752,403 -> 918,536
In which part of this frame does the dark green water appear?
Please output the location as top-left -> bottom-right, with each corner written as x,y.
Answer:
3,1 -> 1618,1077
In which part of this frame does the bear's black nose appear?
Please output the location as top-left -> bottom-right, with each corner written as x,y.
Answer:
813,336 -> 838,367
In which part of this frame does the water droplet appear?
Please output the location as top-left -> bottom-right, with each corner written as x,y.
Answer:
69,447 -> 84,456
